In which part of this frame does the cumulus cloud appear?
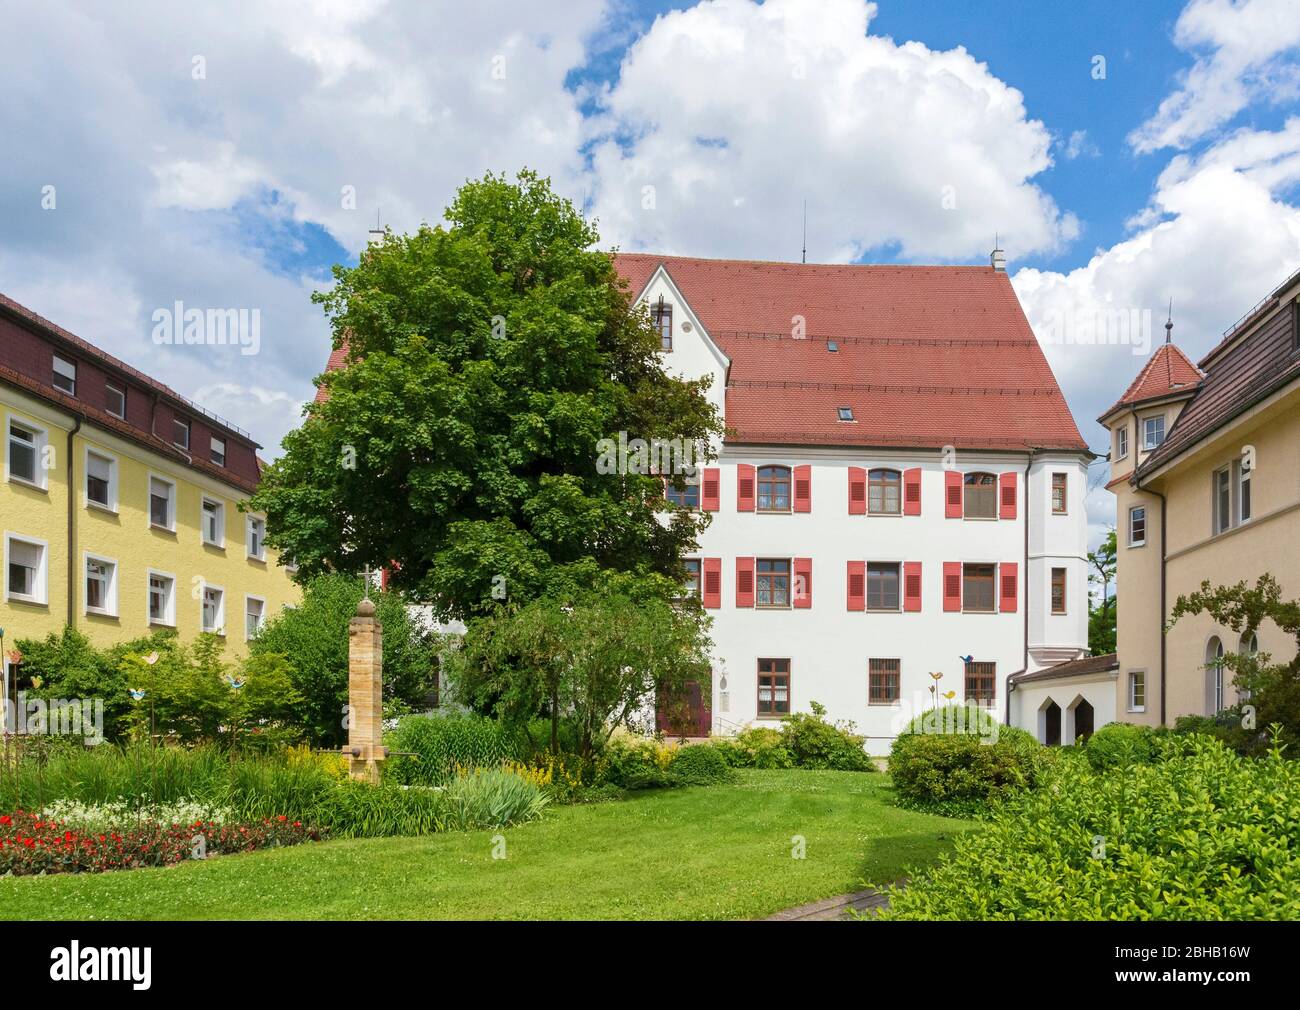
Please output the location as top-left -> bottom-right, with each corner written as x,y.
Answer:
1130,0 -> 1300,153
584,0 -> 1077,262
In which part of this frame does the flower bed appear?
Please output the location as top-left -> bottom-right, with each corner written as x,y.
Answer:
0,810 -> 323,877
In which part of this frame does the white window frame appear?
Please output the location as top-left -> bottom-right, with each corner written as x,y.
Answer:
1142,414 -> 1165,451
172,416 -> 190,450
6,416 -> 49,490
200,496 -> 225,548
244,594 -> 266,641
83,445 -> 118,513
52,354 -> 77,396
1128,505 -> 1147,547
147,568 -> 177,627
4,532 -> 49,605
1237,458 -> 1252,525
1212,465 -> 1232,535
1127,670 -> 1146,713
210,435 -> 226,467
83,551 -> 119,617
148,472 -> 177,531
246,514 -> 266,561
105,380 -> 126,419
201,581 -> 226,635
1115,425 -> 1128,461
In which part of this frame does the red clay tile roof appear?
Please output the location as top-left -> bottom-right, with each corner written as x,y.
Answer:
314,340 -> 351,404
314,254 -> 1089,452
1101,342 -> 1203,420
616,254 -> 1088,451
1009,652 -> 1118,685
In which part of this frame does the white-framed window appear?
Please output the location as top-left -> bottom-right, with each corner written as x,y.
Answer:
201,583 -> 225,634
1128,670 -> 1146,713
148,474 -> 176,530
1238,458 -> 1252,525
84,447 -> 117,512
105,381 -> 126,419
1213,466 -> 1232,534
210,436 -> 226,467
1142,415 -> 1165,451
1115,425 -> 1128,461
246,515 -> 266,561
245,595 -> 266,641
6,417 -> 48,489
172,416 -> 190,450
4,533 -> 48,604
1206,636 -> 1225,713
84,553 -> 118,616
201,497 -> 225,547
1128,505 -> 1147,547
283,555 -> 299,574
148,570 -> 176,626
52,354 -> 77,396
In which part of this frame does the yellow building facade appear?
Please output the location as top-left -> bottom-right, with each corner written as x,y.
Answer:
1,295 -> 298,670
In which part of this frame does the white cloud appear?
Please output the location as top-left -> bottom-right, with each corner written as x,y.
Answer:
584,0 -> 1077,262
1130,0 -> 1300,153
1063,129 -> 1099,160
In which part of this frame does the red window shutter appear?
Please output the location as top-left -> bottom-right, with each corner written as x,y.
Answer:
736,464 -> 755,512
735,556 -> 755,607
903,467 -> 922,516
702,558 -> 722,609
943,562 -> 961,612
701,467 -> 720,512
846,560 -> 865,611
1000,562 -> 1018,613
848,466 -> 866,515
1000,472 -> 1017,520
793,557 -> 812,608
903,561 -> 922,612
793,464 -> 812,513
945,471 -> 963,518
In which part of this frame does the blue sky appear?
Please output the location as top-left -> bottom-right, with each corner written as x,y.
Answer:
2,0 -> 1299,544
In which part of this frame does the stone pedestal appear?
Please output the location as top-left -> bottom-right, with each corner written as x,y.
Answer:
347,598 -> 385,783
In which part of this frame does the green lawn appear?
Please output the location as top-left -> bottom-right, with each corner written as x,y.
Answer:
0,770 -> 974,920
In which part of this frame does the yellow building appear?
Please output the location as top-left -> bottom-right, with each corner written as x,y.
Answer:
1,293 -> 298,675
1098,274 -> 1300,726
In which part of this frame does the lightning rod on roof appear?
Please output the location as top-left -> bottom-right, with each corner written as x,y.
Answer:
802,200 -> 807,265
1166,299 -> 1174,344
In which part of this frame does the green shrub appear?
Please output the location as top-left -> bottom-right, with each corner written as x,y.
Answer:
1084,722 -> 1158,772
903,703 -> 1001,739
385,711 -> 520,786
725,726 -> 794,769
1172,710 -> 1270,757
882,733 -> 1300,919
669,744 -> 736,786
440,769 -> 549,830
780,702 -> 876,771
600,736 -> 677,790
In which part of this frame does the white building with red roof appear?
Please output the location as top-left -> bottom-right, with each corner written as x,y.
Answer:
615,251 -> 1091,747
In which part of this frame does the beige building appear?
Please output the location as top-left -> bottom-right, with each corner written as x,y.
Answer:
1011,272 -> 1300,742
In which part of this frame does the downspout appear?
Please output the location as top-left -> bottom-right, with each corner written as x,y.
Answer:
1006,447 -> 1037,726
66,414 -> 83,627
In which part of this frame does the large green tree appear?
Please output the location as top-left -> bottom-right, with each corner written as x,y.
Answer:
1088,528 -> 1117,655
251,170 -> 722,621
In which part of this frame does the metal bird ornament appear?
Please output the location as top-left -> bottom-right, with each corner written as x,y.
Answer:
959,655 -> 974,664
129,689 -> 146,701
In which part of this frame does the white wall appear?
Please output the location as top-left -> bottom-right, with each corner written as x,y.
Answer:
1010,674 -> 1117,745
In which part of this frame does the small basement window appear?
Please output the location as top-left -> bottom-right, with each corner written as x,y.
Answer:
837,406 -> 854,422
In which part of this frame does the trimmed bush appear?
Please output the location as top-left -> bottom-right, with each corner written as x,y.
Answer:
780,702 -> 876,771
718,727 -> 793,769
882,733 -> 1300,919
385,711 -> 520,786
1084,722 -> 1158,772
669,744 -> 736,786
601,735 -> 677,790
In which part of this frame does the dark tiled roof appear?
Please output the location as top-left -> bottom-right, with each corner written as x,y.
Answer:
1139,297 -> 1300,477
1010,653 -> 1118,685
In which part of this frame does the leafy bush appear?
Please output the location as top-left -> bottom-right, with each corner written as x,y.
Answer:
881,732 -> 1300,919
1084,722 -> 1159,772
716,726 -> 793,769
668,744 -> 736,786
888,706 -> 1045,815
600,735 -> 678,790
780,702 -> 875,771
440,769 -> 550,830
385,711 -> 520,786
1172,711 -> 1270,757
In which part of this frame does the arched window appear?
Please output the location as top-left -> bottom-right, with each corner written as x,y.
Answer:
1206,636 -> 1225,713
963,471 -> 997,519
756,465 -> 791,512
867,468 -> 901,515
1238,632 -> 1259,701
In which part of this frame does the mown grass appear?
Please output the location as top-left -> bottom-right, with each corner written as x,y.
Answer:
0,770 -> 974,920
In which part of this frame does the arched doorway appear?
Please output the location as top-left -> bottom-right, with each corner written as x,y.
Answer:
1071,698 -> 1095,743
1041,700 -> 1061,746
